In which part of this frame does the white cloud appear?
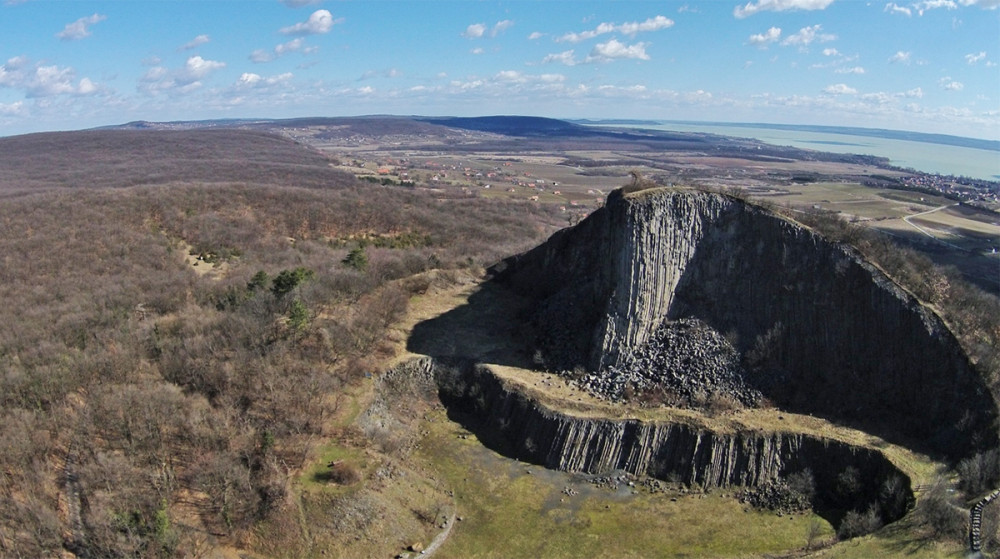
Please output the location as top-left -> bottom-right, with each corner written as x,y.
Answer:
181,34 -> 211,51
824,83 -> 858,94
913,0 -> 957,14
250,38 -> 315,63
447,71 -> 569,93
280,9 -> 340,35
598,84 -> 649,95
56,13 -> 106,41
860,92 -> 894,104
239,73 -> 263,86
492,19 -> 514,37
958,0 -> 1000,7
749,26 -> 782,47
181,56 -> 225,81
471,47 -> 485,55
528,31 -> 545,40
542,50 -> 578,66
823,48 -> 840,56
884,2 -> 913,15
781,25 -> 836,48
585,39 -> 650,63
0,56 -> 102,97
462,23 -> 486,39
965,51 -> 987,64
939,77 -> 964,90
888,50 -> 912,64
250,50 -> 274,63
836,66 -> 866,74
235,72 -> 293,89
495,70 -> 526,83
734,0 -> 836,18
905,86 -> 924,97
0,101 -> 25,116
618,15 -> 675,36
139,55 -> 225,95
557,15 -> 674,43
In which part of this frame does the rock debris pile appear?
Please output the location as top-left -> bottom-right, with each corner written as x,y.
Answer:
737,478 -> 812,515
571,318 -> 762,408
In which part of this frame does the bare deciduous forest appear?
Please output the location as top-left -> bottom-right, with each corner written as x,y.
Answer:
0,129 -> 562,557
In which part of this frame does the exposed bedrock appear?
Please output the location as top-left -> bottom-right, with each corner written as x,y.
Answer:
490,188 -> 997,458
434,361 -> 913,523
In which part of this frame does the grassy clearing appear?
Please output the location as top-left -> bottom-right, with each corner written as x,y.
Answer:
805,514 -> 965,559
417,407 -> 836,559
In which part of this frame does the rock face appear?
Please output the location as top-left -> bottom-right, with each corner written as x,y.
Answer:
435,361 -> 912,522
491,188 -> 997,458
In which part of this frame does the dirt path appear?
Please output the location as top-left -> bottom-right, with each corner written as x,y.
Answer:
902,203 -> 965,250
420,512 -> 457,557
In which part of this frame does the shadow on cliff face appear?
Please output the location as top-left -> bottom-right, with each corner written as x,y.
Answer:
665,205 -> 998,461
406,280 -> 540,369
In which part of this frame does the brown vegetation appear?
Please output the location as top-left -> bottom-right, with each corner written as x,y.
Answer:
0,129 -> 562,557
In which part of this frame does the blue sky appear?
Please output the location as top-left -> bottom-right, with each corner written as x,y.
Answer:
0,0 -> 997,139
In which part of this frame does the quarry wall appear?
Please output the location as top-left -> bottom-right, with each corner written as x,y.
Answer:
432,360 -> 911,522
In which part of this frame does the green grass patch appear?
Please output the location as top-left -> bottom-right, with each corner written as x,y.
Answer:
298,443 -> 368,494
416,408 -> 836,558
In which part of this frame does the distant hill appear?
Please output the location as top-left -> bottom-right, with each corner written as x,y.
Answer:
0,128 -> 352,191
421,116 -> 591,137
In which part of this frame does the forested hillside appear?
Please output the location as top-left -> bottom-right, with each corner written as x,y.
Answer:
0,129 -> 561,557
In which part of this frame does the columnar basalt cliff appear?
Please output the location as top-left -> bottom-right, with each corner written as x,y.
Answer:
434,361 -> 912,523
491,188 -> 998,459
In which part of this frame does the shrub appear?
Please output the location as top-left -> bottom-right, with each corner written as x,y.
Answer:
287,300 -> 309,331
959,449 -> 1000,497
327,461 -> 362,485
916,479 -> 966,540
342,247 -> 368,271
271,267 -> 315,298
787,469 -> 817,504
837,505 -> 882,539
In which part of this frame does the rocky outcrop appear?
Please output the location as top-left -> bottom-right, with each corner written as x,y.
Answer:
434,361 -> 912,523
491,188 -> 997,459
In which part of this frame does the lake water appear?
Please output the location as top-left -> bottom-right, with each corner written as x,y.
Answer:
613,122 -> 1000,181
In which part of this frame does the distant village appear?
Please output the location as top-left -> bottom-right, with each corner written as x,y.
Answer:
897,172 -> 1000,207
345,153 -> 1000,214
346,156 -> 595,207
